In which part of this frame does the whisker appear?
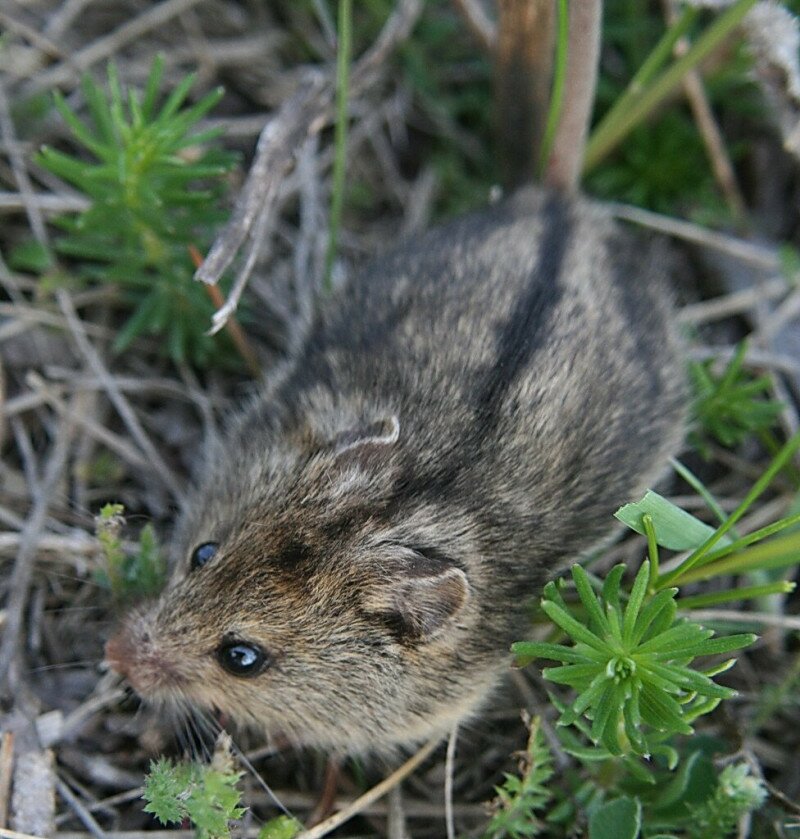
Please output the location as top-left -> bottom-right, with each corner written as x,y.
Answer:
28,660 -> 99,673
225,732 -> 295,819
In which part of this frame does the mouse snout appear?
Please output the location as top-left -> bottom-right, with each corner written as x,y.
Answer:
104,630 -> 137,680
105,620 -> 186,696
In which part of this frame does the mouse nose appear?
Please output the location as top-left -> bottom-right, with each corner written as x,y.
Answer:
104,623 -> 186,695
104,631 -> 134,680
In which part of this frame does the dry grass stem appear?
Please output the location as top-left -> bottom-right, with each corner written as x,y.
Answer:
663,0 -> 747,224
544,0 -> 602,191
296,737 -> 442,839
451,0 -> 497,51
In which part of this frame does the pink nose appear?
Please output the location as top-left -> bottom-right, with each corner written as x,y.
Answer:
104,632 -> 134,680
104,626 -> 184,695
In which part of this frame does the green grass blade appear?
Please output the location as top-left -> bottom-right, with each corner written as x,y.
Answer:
584,0 -> 759,171
678,581 -> 795,609
670,458 -> 729,527
616,490 -> 729,551
659,429 -> 800,588
675,528 -> 800,584
538,0 -> 569,177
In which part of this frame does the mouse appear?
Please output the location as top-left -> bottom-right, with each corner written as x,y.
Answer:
104,187 -> 686,755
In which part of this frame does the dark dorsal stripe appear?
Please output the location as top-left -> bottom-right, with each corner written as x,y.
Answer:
473,193 -> 571,441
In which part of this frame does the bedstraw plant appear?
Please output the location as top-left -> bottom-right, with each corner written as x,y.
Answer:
501,429 -> 800,836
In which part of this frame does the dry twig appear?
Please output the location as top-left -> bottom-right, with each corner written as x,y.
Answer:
195,0 -> 424,332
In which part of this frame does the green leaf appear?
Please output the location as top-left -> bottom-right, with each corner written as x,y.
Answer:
639,683 -> 693,734
623,562 -> 650,644
589,796 -> 642,839
540,600 -> 610,653
647,633 -> 756,660
634,621 -> 712,655
640,661 -> 734,699
542,663 -> 605,687
615,491 -> 732,551
631,588 -> 679,645
52,91 -> 109,160
572,565 -> 611,634
511,641 -> 597,667
601,564 -> 626,612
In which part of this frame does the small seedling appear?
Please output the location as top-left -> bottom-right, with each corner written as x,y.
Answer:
37,56 -> 239,367
94,503 -> 166,602
684,763 -> 766,839
484,715 -> 554,839
505,429 -> 800,834
143,757 -> 245,839
258,815 -> 303,839
689,342 -> 784,456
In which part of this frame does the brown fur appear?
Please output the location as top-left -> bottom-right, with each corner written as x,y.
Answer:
105,187 -> 687,755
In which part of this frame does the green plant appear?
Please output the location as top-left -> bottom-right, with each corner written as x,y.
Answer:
584,0 -> 758,173
505,429 -> 800,835
143,757 -> 245,839
484,716 -> 555,839
587,0 -> 762,219
95,503 -> 166,602
37,56 -> 238,366
685,763 -> 766,839
513,562 -> 754,760
689,343 -> 784,456
581,759 -> 765,838
257,815 -> 303,839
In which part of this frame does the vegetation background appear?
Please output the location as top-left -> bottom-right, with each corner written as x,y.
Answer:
1,0 -> 800,837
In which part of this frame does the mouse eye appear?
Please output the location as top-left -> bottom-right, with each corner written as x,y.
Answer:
190,541 -> 218,570
216,642 -> 269,677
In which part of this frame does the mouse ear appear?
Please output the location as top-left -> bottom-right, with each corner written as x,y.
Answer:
330,415 -> 400,456
366,553 -> 471,642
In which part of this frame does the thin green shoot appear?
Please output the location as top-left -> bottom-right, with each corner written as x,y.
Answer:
584,0 -> 758,171
678,580 -> 795,610
670,457 -> 730,529
538,0 -> 569,178
657,429 -> 800,588
642,513 -> 659,586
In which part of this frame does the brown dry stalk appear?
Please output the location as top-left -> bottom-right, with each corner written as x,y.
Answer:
0,733 -> 14,829
662,0 -> 747,226
494,0 -> 554,186
187,244 -> 261,378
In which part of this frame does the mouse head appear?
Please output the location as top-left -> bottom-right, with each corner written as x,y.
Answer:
105,413 -> 493,754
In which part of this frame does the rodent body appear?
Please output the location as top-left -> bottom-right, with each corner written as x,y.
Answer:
106,188 -> 686,754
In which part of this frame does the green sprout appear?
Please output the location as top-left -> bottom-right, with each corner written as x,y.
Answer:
143,757 -> 245,839
484,715 -> 554,839
513,563 -> 754,759
95,503 -> 166,603
690,342 -> 784,455
685,763 -> 767,839
37,56 -> 238,367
